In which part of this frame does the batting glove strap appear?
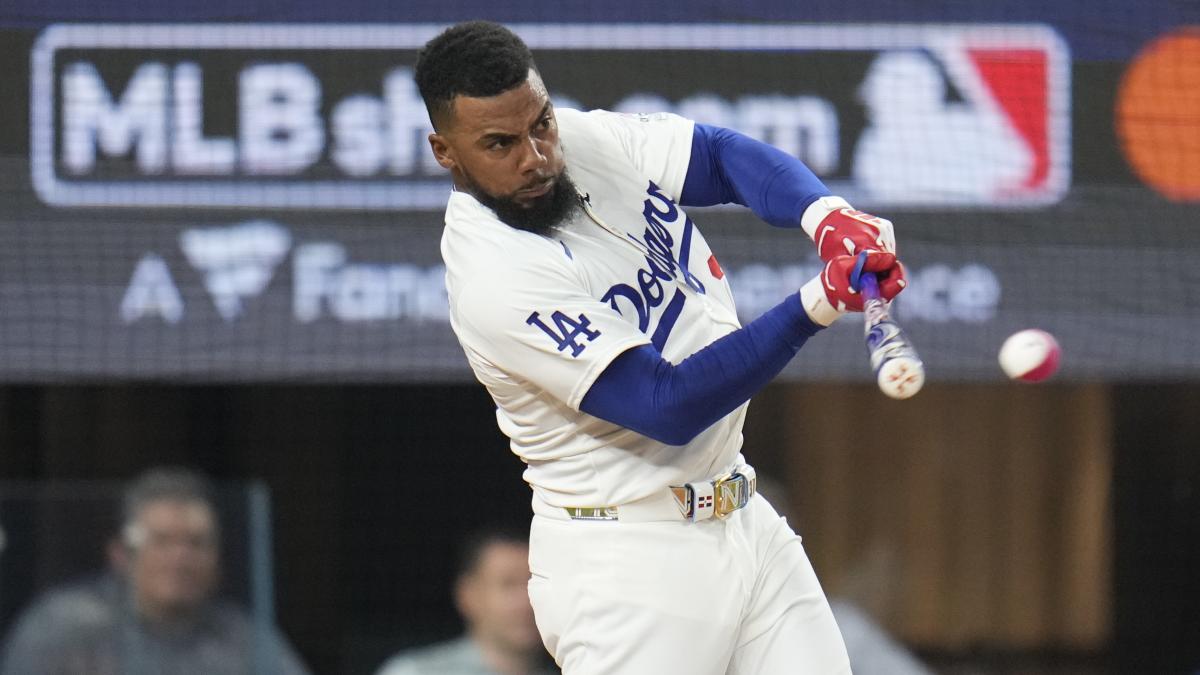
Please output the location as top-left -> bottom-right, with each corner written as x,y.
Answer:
799,276 -> 843,327
802,196 -> 897,262
800,195 -> 852,240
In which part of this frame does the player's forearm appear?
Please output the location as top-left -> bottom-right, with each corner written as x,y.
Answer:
679,123 -> 831,228
580,294 -> 821,445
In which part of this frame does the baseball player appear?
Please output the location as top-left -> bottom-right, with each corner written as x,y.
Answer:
416,21 -> 906,675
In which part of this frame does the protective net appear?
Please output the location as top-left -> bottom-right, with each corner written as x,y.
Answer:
1,4 -> 1199,674
0,17 -> 1196,383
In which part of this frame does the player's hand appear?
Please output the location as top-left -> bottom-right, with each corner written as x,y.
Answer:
802,196 -> 896,262
799,250 -> 906,325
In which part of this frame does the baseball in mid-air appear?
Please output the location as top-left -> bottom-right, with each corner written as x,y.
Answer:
998,329 -> 1061,382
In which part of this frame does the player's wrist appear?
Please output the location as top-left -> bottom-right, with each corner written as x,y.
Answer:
800,195 -> 851,241
798,276 -> 843,326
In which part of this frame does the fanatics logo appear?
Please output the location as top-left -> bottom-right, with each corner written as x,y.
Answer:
180,220 -> 291,321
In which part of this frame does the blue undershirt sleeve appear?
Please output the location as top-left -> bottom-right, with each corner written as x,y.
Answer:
579,293 -> 822,446
680,123 -> 831,228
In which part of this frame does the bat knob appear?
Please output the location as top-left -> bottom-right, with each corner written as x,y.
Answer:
876,356 -> 925,400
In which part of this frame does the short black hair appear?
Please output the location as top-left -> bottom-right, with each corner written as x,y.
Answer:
414,21 -> 537,129
121,466 -> 217,538
455,525 -> 528,580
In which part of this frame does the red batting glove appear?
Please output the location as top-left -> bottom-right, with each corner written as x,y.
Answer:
865,253 -> 907,302
802,196 -> 896,261
799,250 -> 906,325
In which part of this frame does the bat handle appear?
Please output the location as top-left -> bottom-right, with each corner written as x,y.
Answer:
853,252 -> 883,303
858,271 -> 881,302
858,270 -> 890,334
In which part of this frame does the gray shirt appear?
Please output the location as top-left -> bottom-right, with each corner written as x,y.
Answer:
0,575 -> 310,675
376,636 -> 558,675
830,599 -> 933,675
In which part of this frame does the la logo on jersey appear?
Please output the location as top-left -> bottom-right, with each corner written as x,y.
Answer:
852,30 -> 1069,206
526,310 -> 601,358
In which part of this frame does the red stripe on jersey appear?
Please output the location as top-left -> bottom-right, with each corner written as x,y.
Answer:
708,254 -> 724,280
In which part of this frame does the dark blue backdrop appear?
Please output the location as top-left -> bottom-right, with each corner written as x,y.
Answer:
2,0 -> 1198,60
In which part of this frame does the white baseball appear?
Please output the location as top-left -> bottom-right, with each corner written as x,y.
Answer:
998,329 -> 1061,382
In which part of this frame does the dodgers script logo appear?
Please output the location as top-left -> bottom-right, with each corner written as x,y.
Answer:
599,182 -> 704,351
527,182 -> 704,358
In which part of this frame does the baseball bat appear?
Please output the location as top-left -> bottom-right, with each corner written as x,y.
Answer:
860,272 -> 925,399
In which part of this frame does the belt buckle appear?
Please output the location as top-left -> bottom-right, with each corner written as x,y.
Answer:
713,473 -> 740,520
672,465 -> 758,522
714,467 -> 757,520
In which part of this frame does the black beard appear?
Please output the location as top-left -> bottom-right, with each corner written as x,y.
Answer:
471,172 -> 580,236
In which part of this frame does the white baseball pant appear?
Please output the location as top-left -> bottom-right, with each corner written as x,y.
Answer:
527,494 -> 851,674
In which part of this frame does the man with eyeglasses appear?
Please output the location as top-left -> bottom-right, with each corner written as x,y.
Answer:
0,467 -> 310,675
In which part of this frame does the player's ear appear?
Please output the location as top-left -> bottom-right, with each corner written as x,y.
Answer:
453,574 -> 478,620
429,133 -> 457,172
106,536 -> 131,573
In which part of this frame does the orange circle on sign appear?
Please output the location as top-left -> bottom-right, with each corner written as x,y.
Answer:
1115,28 -> 1200,201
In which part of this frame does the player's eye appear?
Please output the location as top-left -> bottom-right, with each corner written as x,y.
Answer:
488,137 -> 513,150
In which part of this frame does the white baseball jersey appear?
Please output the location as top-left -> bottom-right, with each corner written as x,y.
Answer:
442,108 -> 749,507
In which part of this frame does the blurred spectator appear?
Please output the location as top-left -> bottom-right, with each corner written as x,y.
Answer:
830,598 -> 932,675
755,475 -> 933,675
376,527 -> 557,675
0,467 -> 310,675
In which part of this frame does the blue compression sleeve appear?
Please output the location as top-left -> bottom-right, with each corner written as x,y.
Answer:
680,123 -> 831,229
579,294 -> 822,445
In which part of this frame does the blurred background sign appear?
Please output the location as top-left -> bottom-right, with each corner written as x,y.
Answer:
0,21 -> 1195,381
0,2 -> 1198,674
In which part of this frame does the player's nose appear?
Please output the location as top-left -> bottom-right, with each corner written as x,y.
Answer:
517,135 -> 549,174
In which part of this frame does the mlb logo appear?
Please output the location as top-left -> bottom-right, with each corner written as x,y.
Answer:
851,26 -> 1070,206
